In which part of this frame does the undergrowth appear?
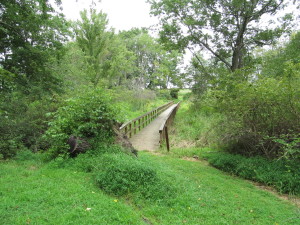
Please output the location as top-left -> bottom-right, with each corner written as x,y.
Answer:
48,145 -> 176,202
165,91 -> 300,197
203,152 -> 300,195
164,146 -> 300,196
170,100 -> 223,148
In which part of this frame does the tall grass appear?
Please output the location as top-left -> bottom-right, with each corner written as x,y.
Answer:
170,100 -> 223,149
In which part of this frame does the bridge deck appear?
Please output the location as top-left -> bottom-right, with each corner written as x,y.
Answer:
129,104 -> 177,151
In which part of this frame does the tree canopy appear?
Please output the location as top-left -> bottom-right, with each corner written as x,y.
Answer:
148,0 -> 295,71
0,0 -> 68,96
74,9 -> 112,87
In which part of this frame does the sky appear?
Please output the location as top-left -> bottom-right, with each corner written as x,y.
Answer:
60,0 -> 158,32
58,0 -> 299,64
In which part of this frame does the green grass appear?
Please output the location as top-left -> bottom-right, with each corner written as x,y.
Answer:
136,152 -> 300,224
203,152 -> 300,195
0,159 -> 143,225
178,89 -> 192,101
126,98 -> 170,120
169,100 -> 222,148
1,152 -> 299,224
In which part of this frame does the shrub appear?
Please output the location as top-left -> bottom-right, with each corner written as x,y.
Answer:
45,87 -> 120,157
205,152 -> 300,195
0,94 -> 60,159
170,88 -> 180,99
14,149 -> 38,161
0,117 -> 24,159
200,63 -> 300,159
156,89 -> 171,100
48,145 -> 132,172
94,153 -> 174,200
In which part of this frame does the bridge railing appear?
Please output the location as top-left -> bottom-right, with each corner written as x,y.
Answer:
159,101 -> 181,151
119,101 -> 174,138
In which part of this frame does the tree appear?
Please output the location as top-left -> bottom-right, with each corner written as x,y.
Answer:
0,0 -> 68,96
74,9 -> 112,87
103,35 -> 136,88
148,0 -> 295,72
0,0 -> 68,158
151,50 -> 184,88
260,31 -> 300,77
119,28 -> 183,89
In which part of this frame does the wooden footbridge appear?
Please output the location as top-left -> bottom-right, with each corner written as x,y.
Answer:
119,102 -> 180,151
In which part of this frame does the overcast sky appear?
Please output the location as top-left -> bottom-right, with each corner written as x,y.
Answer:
59,0 -> 299,63
61,0 -> 158,32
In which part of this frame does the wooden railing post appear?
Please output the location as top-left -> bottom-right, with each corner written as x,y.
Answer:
159,130 -> 163,144
129,123 -> 132,138
134,121 -> 136,134
138,119 -> 140,131
158,101 -> 181,151
165,126 -> 170,152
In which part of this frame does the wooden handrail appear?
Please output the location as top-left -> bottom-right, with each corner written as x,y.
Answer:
119,101 -> 174,138
159,101 -> 181,151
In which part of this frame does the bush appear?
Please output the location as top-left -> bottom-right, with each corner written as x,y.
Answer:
0,117 -> 24,159
94,153 -> 174,200
156,89 -> 171,100
200,63 -> 300,159
0,94 -> 60,159
192,35 -> 300,159
45,87 -> 120,157
205,152 -> 300,195
48,147 -> 176,200
48,145 -> 131,171
170,88 -> 180,99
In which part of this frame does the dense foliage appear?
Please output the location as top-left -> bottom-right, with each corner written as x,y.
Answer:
45,88 -> 120,157
0,0 -> 68,95
0,1 -> 183,159
193,34 -> 300,160
204,152 -> 300,195
0,0 -> 68,159
148,0 -> 294,71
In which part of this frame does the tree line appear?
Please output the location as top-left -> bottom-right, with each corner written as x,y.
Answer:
0,0 -> 183,158
148,0 -> 300,160
1,0 -> 299,160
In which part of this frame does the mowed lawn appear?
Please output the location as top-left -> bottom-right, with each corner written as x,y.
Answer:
0,152 -> 299,225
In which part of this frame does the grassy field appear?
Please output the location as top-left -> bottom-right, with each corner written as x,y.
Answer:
1,152 -> 299,225
1,89 -> 299,224
0,159 -> 143,224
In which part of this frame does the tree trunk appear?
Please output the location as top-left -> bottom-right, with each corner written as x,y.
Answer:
231,16 -> 249,72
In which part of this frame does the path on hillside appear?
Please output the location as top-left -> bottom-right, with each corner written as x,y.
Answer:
130,104 -> 177,151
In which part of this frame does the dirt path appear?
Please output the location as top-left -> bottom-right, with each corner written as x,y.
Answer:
130,104 -> 177,151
